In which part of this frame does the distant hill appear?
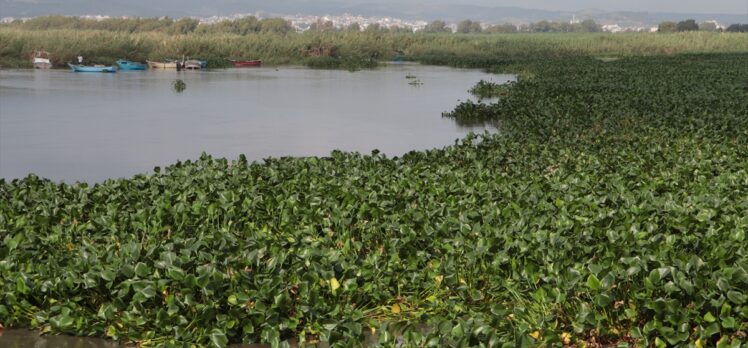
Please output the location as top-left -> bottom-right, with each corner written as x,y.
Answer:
1,0 -> 745,26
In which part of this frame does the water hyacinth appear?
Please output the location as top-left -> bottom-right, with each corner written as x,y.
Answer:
1,53 -> 747,347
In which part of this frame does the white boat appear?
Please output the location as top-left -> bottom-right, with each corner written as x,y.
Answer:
183,60 -> 203,70
32,51 -> 52,69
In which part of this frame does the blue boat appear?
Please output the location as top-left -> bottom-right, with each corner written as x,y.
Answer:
68,63 -> 117,73
116,59 -> 147,71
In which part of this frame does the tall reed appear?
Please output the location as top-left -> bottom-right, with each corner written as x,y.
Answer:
1,28 -> 746,68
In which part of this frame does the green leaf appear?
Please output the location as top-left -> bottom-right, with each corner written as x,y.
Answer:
209,328 -> 228,347
726,291 -> 745,304
586,274 -> 602,291
720,317 -> 736,329
100,270 -> 116,282
134,263 -> 150,278
703,323 -> 721,337
704,312 -> 716,323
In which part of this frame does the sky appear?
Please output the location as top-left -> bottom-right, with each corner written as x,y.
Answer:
458,0 -> 747,14
1,0 -> 747,14
1,0 -> 746,20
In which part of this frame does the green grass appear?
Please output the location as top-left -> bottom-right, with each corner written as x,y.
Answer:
1,52 -> 747,347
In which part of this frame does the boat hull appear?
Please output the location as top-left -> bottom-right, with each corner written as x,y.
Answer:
147,61 -> 178,69
33,62 -> 52,69
68,64 -> 117,73
230,59 -> 262,67
183,60 -> 203,70
116,60 -> 147,71
32,52 -> 52,69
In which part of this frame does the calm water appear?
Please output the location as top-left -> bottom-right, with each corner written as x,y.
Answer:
0,65 -> 512,183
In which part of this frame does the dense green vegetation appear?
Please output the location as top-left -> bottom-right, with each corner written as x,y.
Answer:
1,24 -> 747,69
3,16 -> 294,35
2,48 -> 747,347
725,24 -> 748,33
0,16 -> 603,35
468,80 -> 513,100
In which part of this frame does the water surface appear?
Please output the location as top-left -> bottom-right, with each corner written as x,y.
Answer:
0,65 -> 512,182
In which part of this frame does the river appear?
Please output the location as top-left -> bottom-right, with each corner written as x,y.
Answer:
0,64 -> 511,183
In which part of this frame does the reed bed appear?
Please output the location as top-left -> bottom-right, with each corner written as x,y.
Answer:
1,28 -> 746,68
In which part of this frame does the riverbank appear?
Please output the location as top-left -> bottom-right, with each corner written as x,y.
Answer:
1,28 -> 747,69
1,52 -> 747,347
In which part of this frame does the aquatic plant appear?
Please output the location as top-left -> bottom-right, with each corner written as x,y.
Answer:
172,79 -> 186,93
468,80 -> 513,100
1,53 -> 747,347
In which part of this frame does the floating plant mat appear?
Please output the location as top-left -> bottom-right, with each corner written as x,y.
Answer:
1,53 -> 747,347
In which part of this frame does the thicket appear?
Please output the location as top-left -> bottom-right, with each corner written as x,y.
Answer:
2,16 -> 293,35
1,49 -> 747,347
3,16 -> 602,34
1,28 -> 747,69
726,24 -> 748,33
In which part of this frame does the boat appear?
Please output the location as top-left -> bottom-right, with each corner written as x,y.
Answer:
116,59 -> 147,71
229,59 -> 262,68
183,60 -> 204,70
68,63 -> 117,73
147,60 -> 179,69
32,51 -> 52,69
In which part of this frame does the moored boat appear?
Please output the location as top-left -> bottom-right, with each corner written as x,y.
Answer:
183,60 -> 203,70
116,59 -> 147,71
32,51 -> 52,69
68,63 -> 117,73
229,59 -> 262,67
147,60 -> 179,69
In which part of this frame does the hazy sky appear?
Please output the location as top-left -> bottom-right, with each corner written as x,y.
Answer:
2,0 -> 747,17
3,0 -> 748,14
475,0 -> 747,13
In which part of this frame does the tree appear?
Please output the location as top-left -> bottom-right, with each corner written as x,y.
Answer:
676,19 -> 699,31
309,19 -> 335,32
580,19 -> 602,32
259,18 -> 293,33
485,23 -> 518,33
457,19 -> 482,33
725,24 -> 748,32
658,21 -> 677,33
345,22 -> 361,32
389,26 -> 414,33
170,18 -> 199,35
423,20 -> 451,33
365,23 -> 388,33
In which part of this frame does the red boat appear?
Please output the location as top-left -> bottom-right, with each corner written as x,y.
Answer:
229,59 -> 262,67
